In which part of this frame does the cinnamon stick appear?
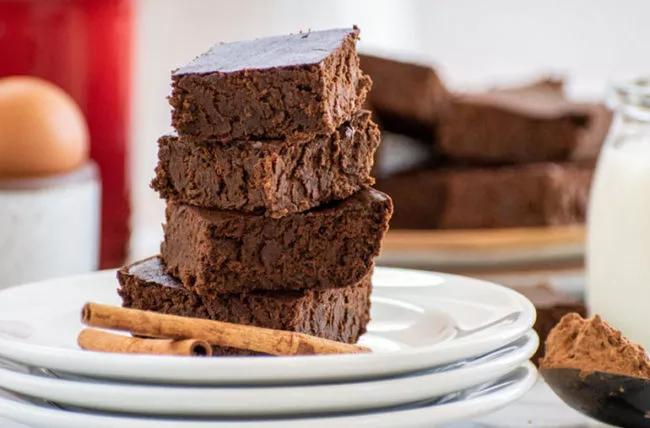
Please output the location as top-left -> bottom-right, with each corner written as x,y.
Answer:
78,328 -> 212,357
81,303 -> 371,356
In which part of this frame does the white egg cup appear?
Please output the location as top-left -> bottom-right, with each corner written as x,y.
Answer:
0,163 -> 100,289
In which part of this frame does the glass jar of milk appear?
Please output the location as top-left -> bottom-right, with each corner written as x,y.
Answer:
587,79 -> 650,349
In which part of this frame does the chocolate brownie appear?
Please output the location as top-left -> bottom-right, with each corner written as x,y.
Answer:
511,284 -> 586,365
360,54 -> 449,140
438,79 -> 612,164
161,188 -> 392,295
170,27 -> 371,142
376,162 -> 592,229
118,257 -> 372,355
152,111 -> 379,218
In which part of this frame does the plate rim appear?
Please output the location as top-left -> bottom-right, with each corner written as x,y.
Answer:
0,267 -> 536,384
0,332 -> 538,415
383,225 -> 585,251
0,362 -> 538,428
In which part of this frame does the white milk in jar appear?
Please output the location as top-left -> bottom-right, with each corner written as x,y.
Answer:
587,79 -> 650,349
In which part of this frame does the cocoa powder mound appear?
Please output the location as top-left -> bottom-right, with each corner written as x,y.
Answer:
540,312 -> 650,379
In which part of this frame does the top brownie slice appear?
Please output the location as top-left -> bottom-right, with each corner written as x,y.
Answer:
438,79 -> 612,164
360,54 -> 449,140
170,27 -> 371,141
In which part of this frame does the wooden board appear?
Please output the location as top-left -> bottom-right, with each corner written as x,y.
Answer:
378,226 -> 586,270
382,226 -> 585,251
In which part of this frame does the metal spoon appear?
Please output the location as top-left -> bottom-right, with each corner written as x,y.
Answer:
454,311 -> 522,339
541,367 -> 650,428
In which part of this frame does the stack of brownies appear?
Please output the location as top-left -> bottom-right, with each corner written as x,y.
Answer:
362,55 -> 612,229
117,28 -> 393,354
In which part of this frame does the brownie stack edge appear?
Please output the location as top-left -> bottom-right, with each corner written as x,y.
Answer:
118,27 -> 393,353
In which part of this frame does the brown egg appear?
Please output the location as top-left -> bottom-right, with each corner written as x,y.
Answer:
0,76 -> 89,178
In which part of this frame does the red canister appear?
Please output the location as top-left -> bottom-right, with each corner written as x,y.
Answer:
0,0 -> 132,267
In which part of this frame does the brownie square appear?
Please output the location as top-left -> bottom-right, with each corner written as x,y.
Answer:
118,257 -> 372,354
376,162 -> 592,229
152,110 -> 380,218
360,54 -> 449,140
170,27 -> 371,141
160,188 -> 392,295
438,80 -> 612,164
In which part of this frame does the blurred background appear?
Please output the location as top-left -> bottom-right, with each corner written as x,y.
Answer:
130,0 -> 648,258
1,0 -> 648,283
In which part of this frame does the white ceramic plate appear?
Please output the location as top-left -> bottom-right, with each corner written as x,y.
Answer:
0,267 -> 535,385
0,363 -> 537,428
0,332 -> 537,416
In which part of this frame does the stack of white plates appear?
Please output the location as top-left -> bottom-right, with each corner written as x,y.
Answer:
0,267 -> 538,427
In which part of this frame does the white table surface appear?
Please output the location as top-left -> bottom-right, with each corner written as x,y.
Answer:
0,380 -> 612,428
446,380 -> 611,428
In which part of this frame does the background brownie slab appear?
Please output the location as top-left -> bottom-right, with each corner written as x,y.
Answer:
161,188 -> 392,294
118,257 -> 372,355
152,111 -> 379,218
360,54 -> 449,140
170,27 -> 370,141
438,80 -> 612,164
376,162 -> 592,229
